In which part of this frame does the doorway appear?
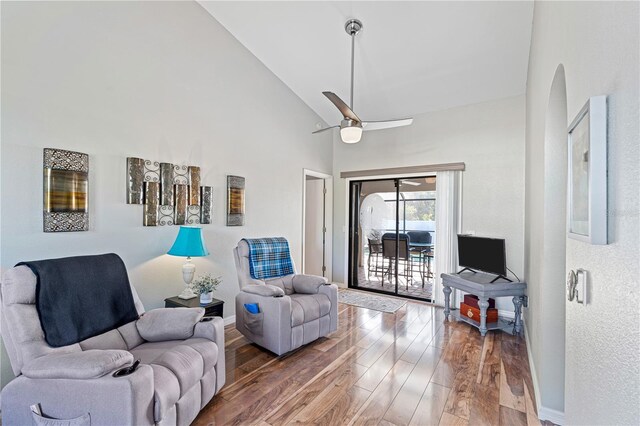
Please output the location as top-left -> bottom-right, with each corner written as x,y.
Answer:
302,169 -> 332,278
348,176 -> 436,301
540,64 -> 567,415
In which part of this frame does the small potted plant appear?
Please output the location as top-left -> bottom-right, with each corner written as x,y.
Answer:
190,273 -> 222,304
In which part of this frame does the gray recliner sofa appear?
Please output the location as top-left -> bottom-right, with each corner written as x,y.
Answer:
233,239 -> 338,355
0,265 -> 225,426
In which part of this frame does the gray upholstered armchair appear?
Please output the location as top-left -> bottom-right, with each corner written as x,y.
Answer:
0,260 -> 225,426
233,239 -> 338,355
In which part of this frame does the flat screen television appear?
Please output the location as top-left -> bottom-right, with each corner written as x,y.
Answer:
457,235 -> 507,277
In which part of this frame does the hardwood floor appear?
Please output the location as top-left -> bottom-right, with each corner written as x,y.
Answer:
194,301 -> 548,426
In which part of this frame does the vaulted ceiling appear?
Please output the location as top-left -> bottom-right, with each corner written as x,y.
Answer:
199,1 -> 533,125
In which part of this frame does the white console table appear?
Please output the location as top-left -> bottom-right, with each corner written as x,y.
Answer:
441,271 -> 527,336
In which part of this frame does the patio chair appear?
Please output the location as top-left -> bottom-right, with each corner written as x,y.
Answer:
381,233 -> 414,289
407,231 -> 433,287
367,238 -> 384,278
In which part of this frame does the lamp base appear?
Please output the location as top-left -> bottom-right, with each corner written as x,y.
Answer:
178,258 -> 197,299
178,288 -> 197,300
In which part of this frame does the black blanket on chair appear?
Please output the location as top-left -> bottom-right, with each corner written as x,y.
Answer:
17,253 -> 139,347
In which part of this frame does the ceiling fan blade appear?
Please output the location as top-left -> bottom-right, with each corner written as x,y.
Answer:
312,125 -> 339,134
362,118 -> 413,131
322,92 -> 361,122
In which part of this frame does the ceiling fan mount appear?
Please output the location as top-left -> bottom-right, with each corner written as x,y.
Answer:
344,19 -> 363,36
313,18 -> 413,143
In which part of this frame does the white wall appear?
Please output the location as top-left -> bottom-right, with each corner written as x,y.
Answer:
0,1 -> 332,387
525,1 -> 639,424
332,95 -> 526,313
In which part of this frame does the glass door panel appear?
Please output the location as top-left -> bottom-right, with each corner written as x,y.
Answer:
348,177 -> 435,302
350,179 -> 397,296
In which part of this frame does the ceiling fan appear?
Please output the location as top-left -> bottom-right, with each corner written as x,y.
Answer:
313,19 -> 413,144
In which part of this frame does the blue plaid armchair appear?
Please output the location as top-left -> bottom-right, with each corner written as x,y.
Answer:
233,238 -> 338,355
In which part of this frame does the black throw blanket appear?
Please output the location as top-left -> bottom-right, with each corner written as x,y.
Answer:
17,253 -> 139,347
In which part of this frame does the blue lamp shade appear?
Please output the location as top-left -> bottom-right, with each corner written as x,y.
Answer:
167,226 -> 209,257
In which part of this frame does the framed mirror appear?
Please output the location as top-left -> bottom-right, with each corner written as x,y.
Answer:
567,95 -> 607,244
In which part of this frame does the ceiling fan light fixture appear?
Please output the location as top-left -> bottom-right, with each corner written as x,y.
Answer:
340,125 -> 363,144
340,119 -> 362,143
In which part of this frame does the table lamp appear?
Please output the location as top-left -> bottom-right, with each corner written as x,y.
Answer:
167,226 -> 209,299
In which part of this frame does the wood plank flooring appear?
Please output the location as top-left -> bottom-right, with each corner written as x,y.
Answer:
194,300 -> 549,426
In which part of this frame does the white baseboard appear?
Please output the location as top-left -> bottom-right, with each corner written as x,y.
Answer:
223,315 -> 236,326
524,319 -> 565,425
524,321 -> 543,414
539,406 -> 565,425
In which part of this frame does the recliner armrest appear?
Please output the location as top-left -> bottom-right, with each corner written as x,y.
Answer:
292,274 -> 329,294
22,349 -> 133,380
241,284 -> 285,297
2,364 -> 155,426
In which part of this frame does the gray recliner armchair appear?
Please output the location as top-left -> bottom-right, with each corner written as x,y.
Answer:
233,239 -> 338,355
0,263 -> 225,426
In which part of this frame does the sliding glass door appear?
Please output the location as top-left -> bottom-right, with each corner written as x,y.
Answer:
348,176 -> 436,302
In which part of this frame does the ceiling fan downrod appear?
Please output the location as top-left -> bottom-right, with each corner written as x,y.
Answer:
344,19 -> 363,110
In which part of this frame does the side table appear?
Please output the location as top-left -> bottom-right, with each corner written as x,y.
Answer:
441,271 -> 527,336
164,296 -> 224,318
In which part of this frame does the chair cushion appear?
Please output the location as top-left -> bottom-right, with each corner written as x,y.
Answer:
79,329 -> 127,351
290,293 -> 331,327
129,338 -> 218,377
265,275 -> 294,295
129,338 -> 219,422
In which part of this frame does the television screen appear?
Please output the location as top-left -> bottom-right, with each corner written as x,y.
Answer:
457,235 -> 507,276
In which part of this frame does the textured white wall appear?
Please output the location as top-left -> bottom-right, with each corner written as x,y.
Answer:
0,1 -> 332,387
332,95 -> 526,313
525,1 -> 639,424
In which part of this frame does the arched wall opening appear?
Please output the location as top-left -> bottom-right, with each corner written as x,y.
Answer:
539,64 -> 568,413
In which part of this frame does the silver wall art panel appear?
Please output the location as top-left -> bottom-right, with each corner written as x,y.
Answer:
126,157 -> 213,227
43,148 -> 89,232
143,161 -> 160,182
143,181 -> 159,226
188,166 -> 201,206
159,162 -> 174,206
174,165 -> 189,185
159,206 -> 174,226
200,186 -> 213,224
174,184 -> 188,225
187,205 -> 200,225
126,157 -> 145,204
227,175 -> 245,226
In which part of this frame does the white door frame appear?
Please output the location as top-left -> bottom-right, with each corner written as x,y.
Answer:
302,169 -> 333,280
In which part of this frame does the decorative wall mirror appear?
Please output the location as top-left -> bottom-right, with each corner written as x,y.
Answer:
567,95 -> 607,244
